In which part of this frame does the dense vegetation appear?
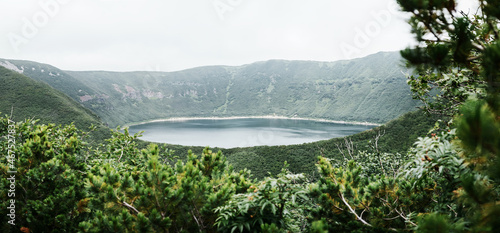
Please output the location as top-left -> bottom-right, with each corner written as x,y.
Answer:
127,110 -> 438,180
2,52 -> 420,128
0,54 -> 435,180
1,0 -> 499,232
0,66 -> 110,142
0,115 -> 448,232
222,110 -> 440,179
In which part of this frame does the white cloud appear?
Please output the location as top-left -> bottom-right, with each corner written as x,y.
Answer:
0,0 -> 415,71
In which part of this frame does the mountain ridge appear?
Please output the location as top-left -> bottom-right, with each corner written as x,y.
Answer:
1,51 -> 420,128
0,66 -> 110,141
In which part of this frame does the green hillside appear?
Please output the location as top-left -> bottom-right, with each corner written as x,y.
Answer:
0,59 -> 98,102
0,53 -> 430,179
135,109 -> 438,179
2,0 -> 498,231
0,66 -> 110,142
0,55 -> 467,230
4,52 -> 420,128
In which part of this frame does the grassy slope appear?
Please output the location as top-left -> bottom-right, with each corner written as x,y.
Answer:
139,110 -> 438,179
0,59 -> 98,102
3,52 -> 419,128
57,51 -> 419,127
0,66 -> 110,142
222,110 -> 438,179
0,55 -> 434,179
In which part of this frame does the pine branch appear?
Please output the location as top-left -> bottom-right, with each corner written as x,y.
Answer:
393,207 -> 417,227
121,201 -> 140,215
338,192 -> 372,226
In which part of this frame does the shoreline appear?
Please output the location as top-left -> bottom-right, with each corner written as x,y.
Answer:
122,115 -> 381,128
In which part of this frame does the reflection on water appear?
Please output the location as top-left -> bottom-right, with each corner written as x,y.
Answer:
128,118 -> 375,148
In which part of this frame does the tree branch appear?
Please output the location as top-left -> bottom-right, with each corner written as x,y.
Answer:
393,207 -> 417,227
338,192 -> 372,226
121,201 -> 140,215
336,143 -> 347,161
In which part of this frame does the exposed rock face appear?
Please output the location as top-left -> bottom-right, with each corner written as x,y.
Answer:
0,61 -> 24,73
80,95 -> 93,102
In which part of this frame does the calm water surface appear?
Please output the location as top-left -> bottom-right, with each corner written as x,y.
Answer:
128,118 -> 375,148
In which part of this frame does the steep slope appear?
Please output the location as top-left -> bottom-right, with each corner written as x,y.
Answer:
0,59 -> 433,179
0,66 -> 110,141
3,52 -> 420,128
0,59 -> 98,101
223,110 -> 439,179
155,109 -> 439,179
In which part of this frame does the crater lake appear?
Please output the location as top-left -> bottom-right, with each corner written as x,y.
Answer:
128,117 -> 376,148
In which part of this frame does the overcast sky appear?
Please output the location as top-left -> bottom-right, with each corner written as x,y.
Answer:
0,0 -> 479,72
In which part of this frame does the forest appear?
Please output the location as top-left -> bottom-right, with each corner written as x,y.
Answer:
1,0 -> 500,232
2,51 -> 419,128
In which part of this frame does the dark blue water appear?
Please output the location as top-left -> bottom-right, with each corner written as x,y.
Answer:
128,118 -> 375,148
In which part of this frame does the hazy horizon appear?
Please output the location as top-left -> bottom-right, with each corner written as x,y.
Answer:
2,50 -> 402,73
1,0 -> 478,72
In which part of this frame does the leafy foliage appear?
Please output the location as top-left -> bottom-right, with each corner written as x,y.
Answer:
398,0 -> 498,116
0,103 -> 496,232
215,165 -> 309,232
80,132 -> 253,232
0,118 -> 89,232
397,0 -> 500,231
310,157 -> 437,232
0,114 -> 439,232
1,1 -> 499,232
224,109 -> 439,179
